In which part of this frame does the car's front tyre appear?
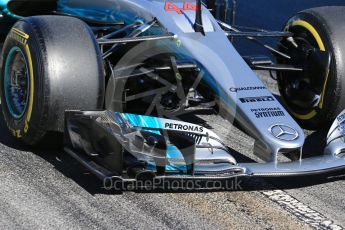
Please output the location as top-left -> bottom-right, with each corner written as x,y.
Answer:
0,16 -> 105,145
278,7 -> 345,129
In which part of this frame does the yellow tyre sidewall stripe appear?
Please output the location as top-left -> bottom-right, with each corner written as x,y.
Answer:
291,20 -> 325,51
284,19 -> 329,120
24,43 -> 34,133
6,28 -> 34,136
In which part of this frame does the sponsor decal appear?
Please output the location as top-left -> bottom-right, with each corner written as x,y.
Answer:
337,113 -> 345,124
240,96 -> 275,103
165,122 -> 204,133
229,86 -> 266,93
269,124 -> 299,141
9,28 -> 29,45
164,2 -> 197,14
336,112 -> 345,137
251,107 -> 285,118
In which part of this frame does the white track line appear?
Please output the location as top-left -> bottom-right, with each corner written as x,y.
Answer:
262,189 -> 343,230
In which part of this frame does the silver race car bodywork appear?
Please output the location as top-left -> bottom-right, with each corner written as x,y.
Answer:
61,0 -> 305,157
6,0 -> 345,182
60,0 -> 345,181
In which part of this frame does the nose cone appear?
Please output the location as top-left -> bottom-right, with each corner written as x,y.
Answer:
266,123 -> 305,152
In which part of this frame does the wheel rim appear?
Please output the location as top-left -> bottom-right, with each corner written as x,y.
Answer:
279,24 -> 327,117
282,37 -> 321,106
4,47 -> 30,119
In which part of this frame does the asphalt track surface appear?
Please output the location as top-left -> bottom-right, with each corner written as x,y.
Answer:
0,71 -> 344,230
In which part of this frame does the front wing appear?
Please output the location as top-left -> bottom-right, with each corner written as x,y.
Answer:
64,110 -> 345,183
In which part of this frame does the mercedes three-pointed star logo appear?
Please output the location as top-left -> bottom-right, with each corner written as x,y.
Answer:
269,124 -> 299,141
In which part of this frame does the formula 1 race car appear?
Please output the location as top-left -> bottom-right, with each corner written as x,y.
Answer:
1,0 -> 345,186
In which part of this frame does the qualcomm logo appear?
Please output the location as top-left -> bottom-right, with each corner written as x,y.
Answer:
269,124 -> 299,141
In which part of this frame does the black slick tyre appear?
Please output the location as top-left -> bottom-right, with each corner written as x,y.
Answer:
0,16 -> 104,145
278,7 -> 345,129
